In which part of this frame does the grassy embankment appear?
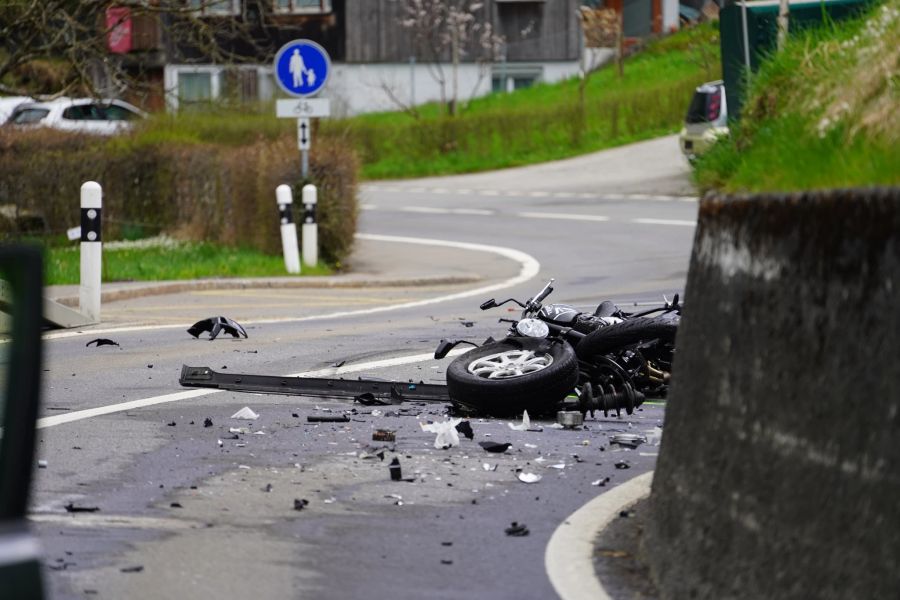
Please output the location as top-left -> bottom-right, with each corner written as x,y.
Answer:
327,23 -> 720,179
695,0 -> 899,192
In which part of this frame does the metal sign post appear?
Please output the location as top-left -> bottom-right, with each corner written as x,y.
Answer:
273,39 -> 332,179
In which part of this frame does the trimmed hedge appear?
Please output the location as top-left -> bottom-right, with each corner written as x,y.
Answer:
0,129 -> 358,265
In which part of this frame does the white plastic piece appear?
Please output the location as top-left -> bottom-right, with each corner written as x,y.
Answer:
420,418 -> 462,449
517,472 -> 542,484
230,407 -> 259,420
508,410 -> 531,431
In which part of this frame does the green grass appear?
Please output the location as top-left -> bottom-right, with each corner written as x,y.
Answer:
326,23 -> 720,179
44,241 -> 331,285
694,0 -> 900,193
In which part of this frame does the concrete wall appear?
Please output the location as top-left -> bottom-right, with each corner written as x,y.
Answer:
643,188 -> 900,599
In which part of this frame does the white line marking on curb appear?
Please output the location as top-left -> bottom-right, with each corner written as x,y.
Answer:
42,234 -> 540,341
545,471 -> 654,600
632,218 -> 696,227
36,347 -> 473,430
518,212 -> 610,223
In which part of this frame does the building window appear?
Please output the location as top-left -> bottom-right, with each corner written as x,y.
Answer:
273,0 -> 331,14
178,72 -> 213,107
188,0 -> 241,16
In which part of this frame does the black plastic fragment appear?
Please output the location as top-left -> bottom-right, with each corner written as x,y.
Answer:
354,392 -> 391,406
614,460 -> 631,470
505,522 -> 529,537
187,316 -> 248,341
120,565 -> 144,574
85,338 -> 119,348
479,441 -> 511,453
203,417 -> 213,428
294,498 -> 309,511
455,420 -> 474,440
389,457 -> 402,481
307,415 -> 350,423
64,503 -> 99,513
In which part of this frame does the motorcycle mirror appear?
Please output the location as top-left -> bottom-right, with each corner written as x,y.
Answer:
479,299 -> 497,310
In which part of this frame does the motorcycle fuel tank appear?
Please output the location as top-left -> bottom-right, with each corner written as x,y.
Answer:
538,304 -> 579,325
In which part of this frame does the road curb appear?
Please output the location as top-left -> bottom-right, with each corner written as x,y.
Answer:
545,471 -> 654,600
48,274 -> 482,308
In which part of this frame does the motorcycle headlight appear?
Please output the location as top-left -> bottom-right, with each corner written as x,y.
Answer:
516,318 -> 549,338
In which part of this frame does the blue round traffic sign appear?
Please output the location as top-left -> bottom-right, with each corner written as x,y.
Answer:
273,39 -> 331,98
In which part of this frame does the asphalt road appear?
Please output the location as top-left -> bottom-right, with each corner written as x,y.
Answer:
31,135 -> 697,599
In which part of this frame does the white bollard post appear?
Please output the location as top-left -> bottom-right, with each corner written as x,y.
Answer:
79,181 -> 102,323
301,184 -> 318,268
276,184 -> 301,274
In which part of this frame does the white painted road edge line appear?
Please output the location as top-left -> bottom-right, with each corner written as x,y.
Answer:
632,218 -> 696,227
518,212 -> 611,223
42,233 -> 540,341
36,347 -> 473,429
545,471 -> 654,600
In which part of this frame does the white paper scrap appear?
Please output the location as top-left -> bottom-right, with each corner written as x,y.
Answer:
230,407 -> 259,420
517,472 -> 542,484
420,418 -> 463,449
508,410 -> 531,431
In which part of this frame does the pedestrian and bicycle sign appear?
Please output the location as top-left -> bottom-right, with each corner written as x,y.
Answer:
273,39 -> 331,98
273,39 -> 331,178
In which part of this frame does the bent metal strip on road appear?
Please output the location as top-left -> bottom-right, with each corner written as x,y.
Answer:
36,347 -> 473,430
41,233 -> 540,341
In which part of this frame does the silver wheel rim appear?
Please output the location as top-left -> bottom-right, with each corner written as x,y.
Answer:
467,349 -> 553,380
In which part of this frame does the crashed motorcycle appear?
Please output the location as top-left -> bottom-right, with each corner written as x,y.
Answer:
435,279 -> 680,418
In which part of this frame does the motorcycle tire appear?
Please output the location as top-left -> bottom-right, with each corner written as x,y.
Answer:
575,318 -> 677,359
446,337 -> 579,417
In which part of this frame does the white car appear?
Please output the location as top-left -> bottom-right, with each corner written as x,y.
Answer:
5,97 -> 147,135
0,96 -> 31,124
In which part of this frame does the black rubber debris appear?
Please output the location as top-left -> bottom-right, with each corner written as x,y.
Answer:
85,338 -> 119,348
294,499 -> 309,511
614,460 -> 631,470
354,392 -> 391,406
307,415 -> 350,423
455,420 -> 474,440
170,502 -> 183,508
187,316 -> 248,341
166,421 -> 176,427
203,417 -> 213,428
120,565 -> 144,573
479,441 -> 511,453
64,503 -> 99,513
505,522 -> 530,537
389,457 -> 403,481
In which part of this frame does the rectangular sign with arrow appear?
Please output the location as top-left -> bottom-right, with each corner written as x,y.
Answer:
297,118 -> 311,150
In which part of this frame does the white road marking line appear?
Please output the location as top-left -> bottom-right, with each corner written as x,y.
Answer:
480,190 -> 501,196
529,191 -> 551,197
680,197 -> 699,202
360,203 -> 377,210
632,218 -> 696,227
35,348 -> 473,430
401,206 -> 451,214
452,208 -> 494,215
43,233 -> 540,341
518,212 -> 610,222
545,471 -> 654,600
553,192 -> 576,198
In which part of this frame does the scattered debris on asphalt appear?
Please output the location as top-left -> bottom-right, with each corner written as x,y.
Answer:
557,411 -> 583,429
37,460 -> 48,469
455,420 -> 475,440
505,522 -> 530,537
85,338 -> 119,348
308,415 -> 350,423
482,463 -> 497,472
204,417 -> 213,427
645,426 -> 663,446
294,499 -> 309,511
372,429 -> 396,442
614,460 -> 631,469
389,457 -> 403,481
120,565 -> 144,574
508,411 -> 532,431
592,477 -> 611,487
166,421 -> 176,427
64,503 -> 99,513
517,472 -> 542,484
421,418 -> 463,449
354,392 -> 394,406
187,316 -> 248,341
610,433 -> 646,449
230,407 -> 259,420
170,502 -> 183,508
479,441 -> 511,453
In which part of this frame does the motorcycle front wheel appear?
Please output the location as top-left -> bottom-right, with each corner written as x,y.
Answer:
446,337 -> 579,417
